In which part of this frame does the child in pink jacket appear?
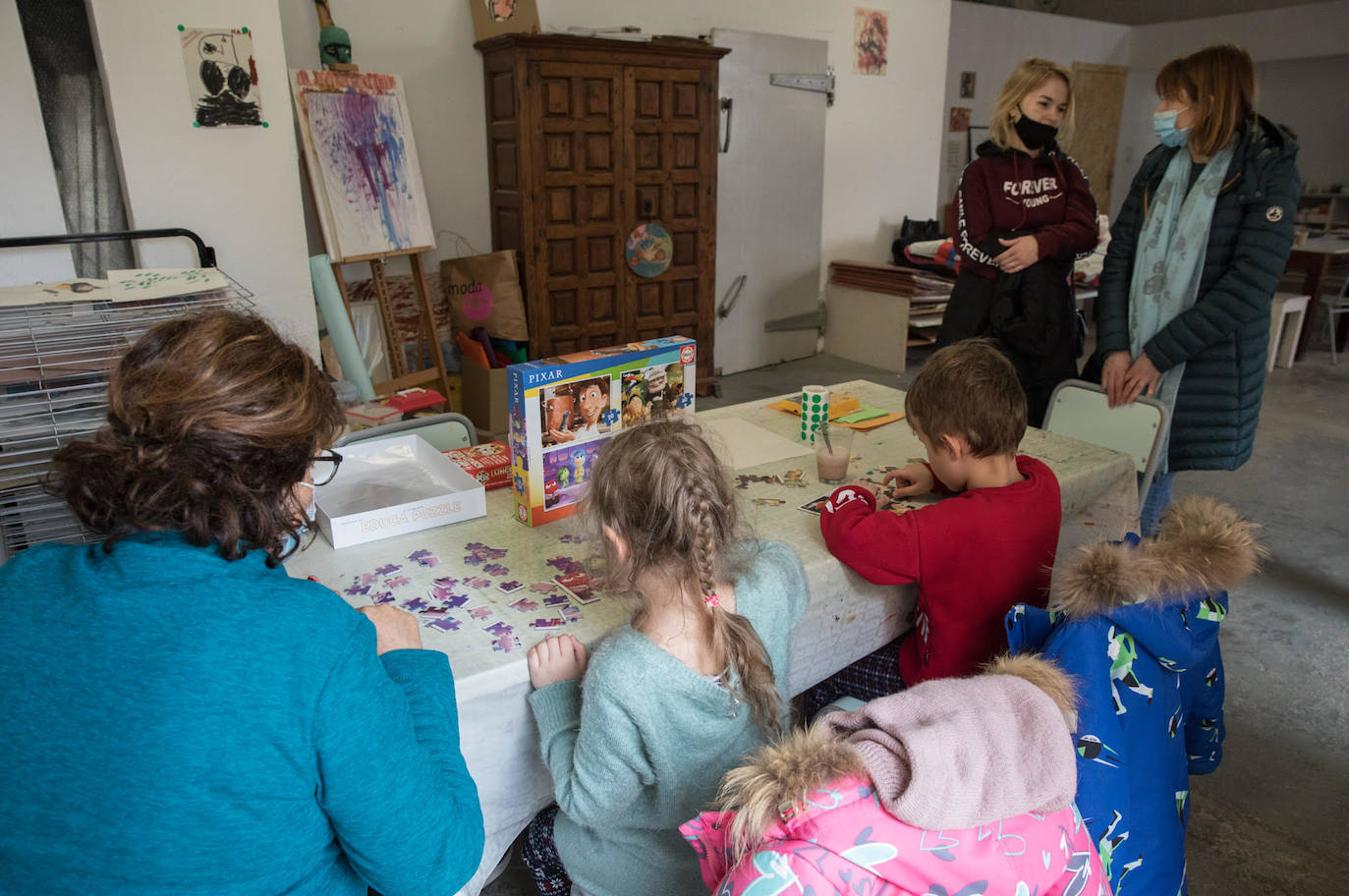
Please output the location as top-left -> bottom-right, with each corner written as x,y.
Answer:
682,655 -> 1111,896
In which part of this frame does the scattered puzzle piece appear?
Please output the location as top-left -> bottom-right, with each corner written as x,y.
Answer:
424,616 -> 461,632
407,549 -> 440,568
384,576 -> 411,589
467,606 -> 493,620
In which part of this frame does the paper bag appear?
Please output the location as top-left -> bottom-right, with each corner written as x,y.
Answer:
440,250 -> 528,341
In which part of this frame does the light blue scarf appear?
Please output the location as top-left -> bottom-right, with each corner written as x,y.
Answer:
1128,142 -> 1235,470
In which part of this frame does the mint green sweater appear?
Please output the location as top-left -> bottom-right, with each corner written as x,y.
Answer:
528,541 -> 807,896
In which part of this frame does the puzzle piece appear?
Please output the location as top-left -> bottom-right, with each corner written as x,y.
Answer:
373,564 -> 402,576
424,616 -> 461,632
384,576 -> 411,589
407,549 -> 440,568
492,634 -> 522,653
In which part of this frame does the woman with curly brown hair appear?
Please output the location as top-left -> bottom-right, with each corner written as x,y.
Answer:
0,311 -> 483,896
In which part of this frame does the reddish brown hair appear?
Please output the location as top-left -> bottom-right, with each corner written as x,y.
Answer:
50,310 -> 344,564
905,339 -> 1026,457
1156,44 -> 1256,158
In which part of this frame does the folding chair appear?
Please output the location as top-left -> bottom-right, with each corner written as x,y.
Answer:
336,412 -> 477,452
1042,379 -> 1171,503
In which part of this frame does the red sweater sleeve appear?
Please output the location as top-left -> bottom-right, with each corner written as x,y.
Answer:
955,161 -> 997,273
818,485 -> 921,586
1034,153 -> 1099,260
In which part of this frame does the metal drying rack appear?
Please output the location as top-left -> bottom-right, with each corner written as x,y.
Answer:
0,229 -> 252,561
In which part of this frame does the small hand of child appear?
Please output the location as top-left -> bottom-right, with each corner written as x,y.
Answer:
528,634 -> 588,688
548,429 -> 576,444
884,462 -> 935,497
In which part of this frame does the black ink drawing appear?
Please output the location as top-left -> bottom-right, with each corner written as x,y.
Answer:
180,26 -> 262,127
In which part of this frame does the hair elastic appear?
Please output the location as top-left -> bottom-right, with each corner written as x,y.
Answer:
704,591 -> 721,609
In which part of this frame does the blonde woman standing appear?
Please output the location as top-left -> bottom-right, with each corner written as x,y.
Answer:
940,58 -> 1099,425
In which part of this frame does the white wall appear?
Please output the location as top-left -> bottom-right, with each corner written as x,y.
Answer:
1111,0 -> 1349,216
939,1 -> 1130,217
88,0 -> 318,353
279,0 -> 953,279
1256,55 -> 1349,191
0,0 -> 77,284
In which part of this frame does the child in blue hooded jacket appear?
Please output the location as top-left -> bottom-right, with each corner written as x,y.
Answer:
1006,496 -> 1260,895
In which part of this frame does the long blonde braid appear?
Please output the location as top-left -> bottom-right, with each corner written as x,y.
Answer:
582,422 -> 784,734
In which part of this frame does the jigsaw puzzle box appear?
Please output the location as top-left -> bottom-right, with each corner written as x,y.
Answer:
508,337 -> 697,527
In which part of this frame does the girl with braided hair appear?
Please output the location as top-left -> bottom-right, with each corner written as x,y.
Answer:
522,421 -> 808,896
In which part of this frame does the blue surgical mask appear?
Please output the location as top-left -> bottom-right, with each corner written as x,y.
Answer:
1153,110 -> 1190,148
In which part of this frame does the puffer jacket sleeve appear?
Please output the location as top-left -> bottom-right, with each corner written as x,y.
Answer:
1094,151 -> 1161,356
1142,149 -> 1301,371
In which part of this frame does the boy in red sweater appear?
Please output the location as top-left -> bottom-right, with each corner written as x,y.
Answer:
804,340 -> 1060,715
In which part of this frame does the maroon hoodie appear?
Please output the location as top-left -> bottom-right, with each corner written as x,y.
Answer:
956,140 -> 1098,281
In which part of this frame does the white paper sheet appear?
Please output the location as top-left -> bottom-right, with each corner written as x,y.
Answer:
699,417 -> 812,470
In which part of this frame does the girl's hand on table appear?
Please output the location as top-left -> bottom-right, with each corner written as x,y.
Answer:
528,634 -> 588,688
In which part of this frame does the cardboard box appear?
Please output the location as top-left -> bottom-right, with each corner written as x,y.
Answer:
460,361 -> 510,437
314,434 -> 486,548
443,440 -> 511,491
508,337 -> 697,527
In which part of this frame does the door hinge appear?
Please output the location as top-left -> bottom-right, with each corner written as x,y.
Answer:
769,68 -> 835,106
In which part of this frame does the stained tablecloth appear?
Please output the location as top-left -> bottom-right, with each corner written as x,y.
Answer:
285,379 -> 1137,894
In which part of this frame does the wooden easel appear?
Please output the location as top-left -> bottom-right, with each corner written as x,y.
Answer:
327,249 -> 454,401
301,6 -> 453,403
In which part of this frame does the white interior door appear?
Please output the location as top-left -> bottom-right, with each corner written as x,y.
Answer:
711,29 -> 827,376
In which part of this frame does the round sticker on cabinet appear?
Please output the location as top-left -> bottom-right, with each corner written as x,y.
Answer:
625,222 -> 673,278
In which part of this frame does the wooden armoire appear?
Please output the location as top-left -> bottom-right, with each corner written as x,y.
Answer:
476,35 -> 728,384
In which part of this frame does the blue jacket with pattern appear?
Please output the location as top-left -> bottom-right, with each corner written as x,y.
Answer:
1005,497 -> 1259,896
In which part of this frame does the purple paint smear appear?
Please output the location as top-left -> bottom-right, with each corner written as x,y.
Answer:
306,90 -> 421,251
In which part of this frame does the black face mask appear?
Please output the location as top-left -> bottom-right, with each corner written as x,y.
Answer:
1013,114 -> 1058,150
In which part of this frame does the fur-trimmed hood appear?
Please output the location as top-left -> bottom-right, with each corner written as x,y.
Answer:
1053,496 -> 1262,617
712,655 -> 1079,854
1009,495 -> 1262,673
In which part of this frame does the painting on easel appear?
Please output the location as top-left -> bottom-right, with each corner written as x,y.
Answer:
290,69 -> 435,262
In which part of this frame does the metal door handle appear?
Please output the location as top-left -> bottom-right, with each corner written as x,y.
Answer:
719,97 -> 732,153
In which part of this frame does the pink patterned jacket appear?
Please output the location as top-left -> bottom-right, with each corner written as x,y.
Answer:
682,776 -> 1109,896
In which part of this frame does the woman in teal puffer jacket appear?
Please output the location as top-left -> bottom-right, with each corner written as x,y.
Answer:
1092,44 -> 1299,534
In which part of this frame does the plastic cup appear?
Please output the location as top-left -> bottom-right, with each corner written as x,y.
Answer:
815,424 -> 854,483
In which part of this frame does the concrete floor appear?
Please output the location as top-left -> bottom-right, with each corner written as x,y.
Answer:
486,348 -> 1349,895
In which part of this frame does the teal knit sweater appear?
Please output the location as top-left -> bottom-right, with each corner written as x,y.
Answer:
0,532 -> 483,896
528,540 -> 807,896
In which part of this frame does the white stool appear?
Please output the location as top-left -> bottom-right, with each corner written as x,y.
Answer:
1268,293 -> 1310,373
